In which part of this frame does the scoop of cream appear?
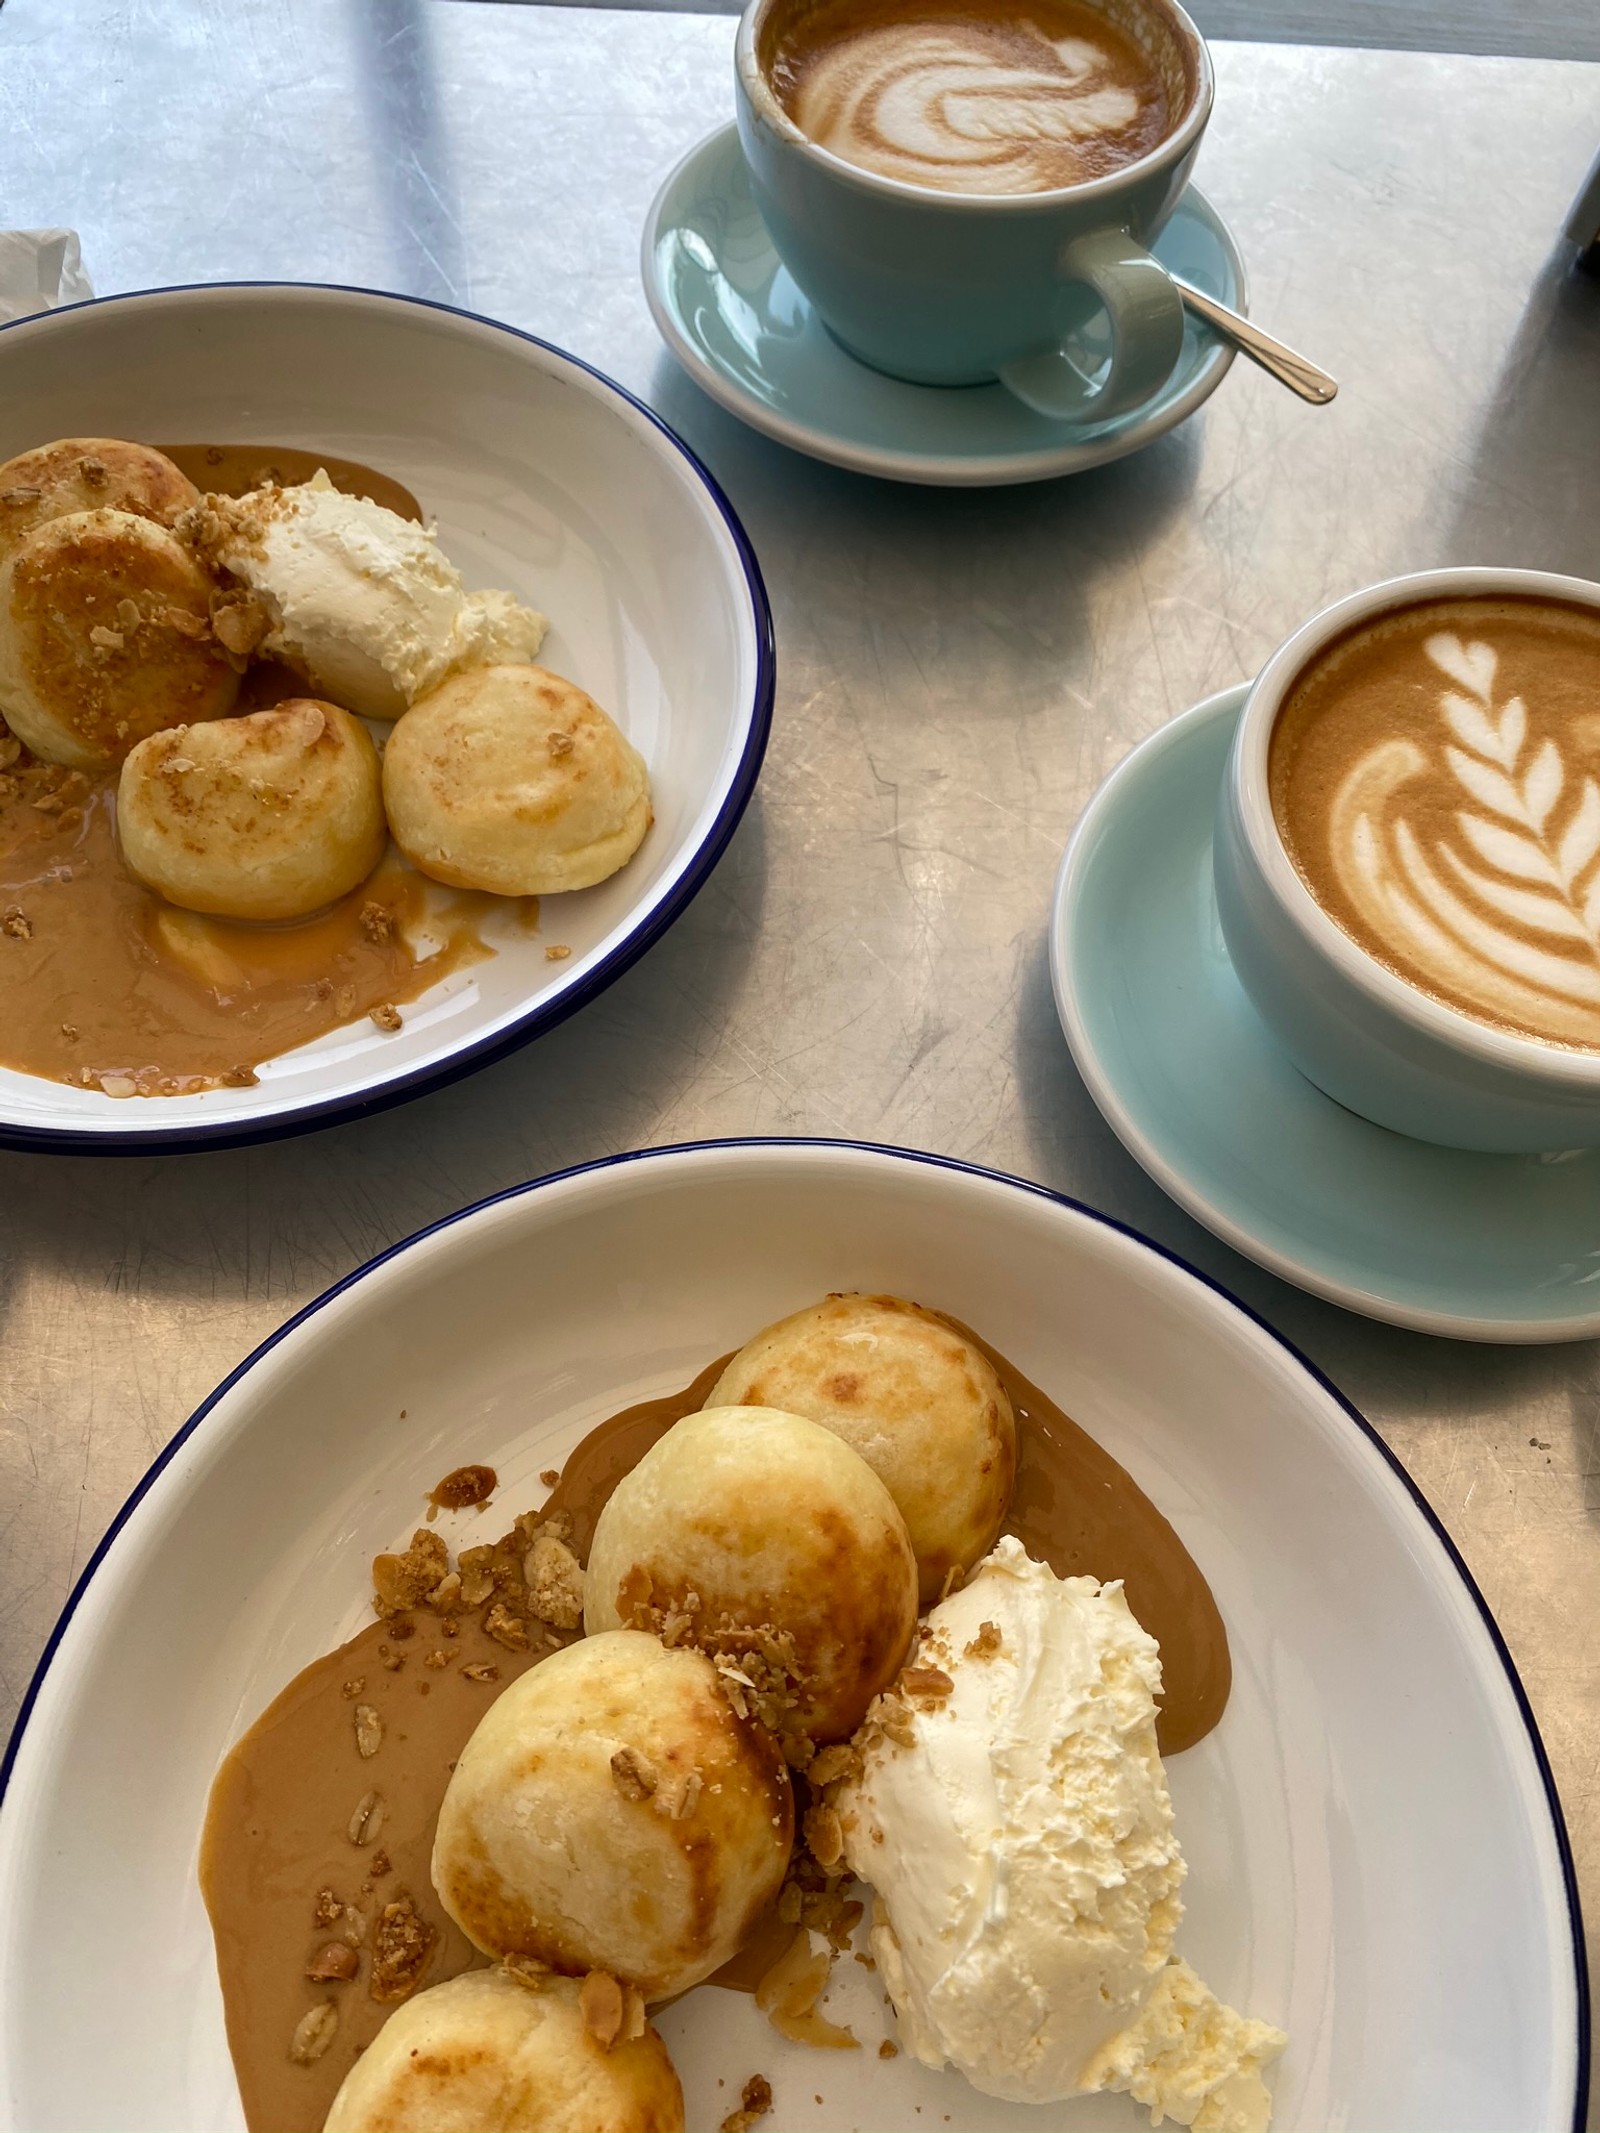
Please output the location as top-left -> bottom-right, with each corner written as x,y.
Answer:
836,1537 -> 1286,2127
197,471 -> 546,719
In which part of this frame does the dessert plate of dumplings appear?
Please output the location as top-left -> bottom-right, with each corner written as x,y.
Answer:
0,283 -> 773,1150
0,1143 -> 1582,2132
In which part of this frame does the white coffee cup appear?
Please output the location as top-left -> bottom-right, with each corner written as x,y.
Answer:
1213,565 -> 1600,1154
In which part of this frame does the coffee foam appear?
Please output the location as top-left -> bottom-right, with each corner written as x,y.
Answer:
1270,597 -> 1600,1050
768,0 -> 1180,194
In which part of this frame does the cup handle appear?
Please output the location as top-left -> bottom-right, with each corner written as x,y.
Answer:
997,228 -> 1185,422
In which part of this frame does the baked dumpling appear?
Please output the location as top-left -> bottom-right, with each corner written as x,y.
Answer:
321,1970 -> 685,2133
711,1294 -> 1017,1605
0,508 -> 238,768
0,438 -> 198,566
433,1632 -> 791,1999
585,1407 -> 919,1752
118,698 -> 385,919
382,663 -> 650,895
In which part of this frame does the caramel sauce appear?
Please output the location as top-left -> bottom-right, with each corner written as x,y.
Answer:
0,446 -> 501,1098
160,443 -> 424,524
201,1330 -> 1231,2131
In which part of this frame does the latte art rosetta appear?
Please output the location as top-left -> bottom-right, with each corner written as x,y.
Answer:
770,0 -> 1176,194
1271,597 -> 1600,1051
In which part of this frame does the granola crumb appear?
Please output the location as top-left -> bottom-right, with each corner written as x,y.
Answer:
964,1620 -> 1002,1659
3,910 -> 32,940
288,2000 -> 338,2064
358,899 -> 396,944
545,943 -> 572,961
354,1705 -> 384,1759
306,1941 -> 359,1983
340,1677 -> 365,1701
610,1746 -> 658,1801
483,1600 -> 530,1651
539,1467 -> 561,1488
580,1969 -> 626,2049
524,1528 -> 585,1628
313,1887 -> 343,1929
900,1665 -> 954,1702
368,1889 -> 437,2003
879,2038 -> 899,2059
430,1463 -> 498,1511
721,2074 -> 774,2131
370,1002 -> 402,1033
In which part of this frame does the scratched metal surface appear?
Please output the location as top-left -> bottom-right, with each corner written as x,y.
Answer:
2,0 -> 1600,2086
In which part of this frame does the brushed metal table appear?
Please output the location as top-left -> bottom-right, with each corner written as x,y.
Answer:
3,0 -> 1600,2096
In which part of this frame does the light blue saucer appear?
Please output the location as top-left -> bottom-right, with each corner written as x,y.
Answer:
1051,686 -> 1600,1341
642,124 -> 1243,487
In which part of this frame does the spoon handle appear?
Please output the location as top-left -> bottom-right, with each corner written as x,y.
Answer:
1170,275 -> 1339,405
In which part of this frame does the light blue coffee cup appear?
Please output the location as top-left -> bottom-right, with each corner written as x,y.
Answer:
1213,566 -> 1600,1154
734,0 -> 1212,420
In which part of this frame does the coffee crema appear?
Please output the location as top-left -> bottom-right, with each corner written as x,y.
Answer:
1269,594 -> 1600,1050
765,0 -> 1181,194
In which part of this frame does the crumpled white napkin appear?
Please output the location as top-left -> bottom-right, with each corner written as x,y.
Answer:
0,229 -> 94,324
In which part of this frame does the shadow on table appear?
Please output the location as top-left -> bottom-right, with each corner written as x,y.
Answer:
647,347 -> 1211,655
0,795 -> 774,1320
1442,242 -> 1600,578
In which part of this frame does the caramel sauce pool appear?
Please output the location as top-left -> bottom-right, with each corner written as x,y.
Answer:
202,1337 -> 1230,2131
0,446 -> 503,1098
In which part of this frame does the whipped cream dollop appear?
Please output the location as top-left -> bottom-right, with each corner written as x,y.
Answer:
836,1538 -> 1286,2127
197,471 -> 547,721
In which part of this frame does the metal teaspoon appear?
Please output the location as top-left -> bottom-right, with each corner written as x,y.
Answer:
1171,276 -> 1339,405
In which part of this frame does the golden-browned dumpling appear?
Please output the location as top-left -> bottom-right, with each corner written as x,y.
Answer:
117,698 -> 384,919
321,1970 -> 685,2133
711,1294 -> 1017,1605
585,1407 -> 918,1752
0,509 -> 238,768
433,1632 -> 791,1999
382,663 -> 650,895
0,438 -> 198,565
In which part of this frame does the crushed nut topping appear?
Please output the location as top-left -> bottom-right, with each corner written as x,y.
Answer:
353,1705 -> 384,1759
545,944 -> 572,961
461,1661 -> 500,1684
900,1665 -> 954,1701
369,1002 -> 402,1033
313,1887 -> 344,1929
340,1677 -> 365,1701
878,2038 -> 899,2059
539,1467 -> 561,1487
524,1528 -> 584,1628
306,1941 -> 359,1983
803,1804 -> 844,1870
430,1462 -> 497,1510
964,1620 -> 1002,1659
369,1889 -> 436,2003
288,2000 -> 338,2065
2,910 -> 32,940
721,2074 -> 774,2131
579,1969 -> 627,2049
358,899 -> 396,944
610,1746 -> 658,1801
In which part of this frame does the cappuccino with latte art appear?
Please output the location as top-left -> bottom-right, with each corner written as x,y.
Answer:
1270,596 -> 1600,1051
765,0 -> 1182,194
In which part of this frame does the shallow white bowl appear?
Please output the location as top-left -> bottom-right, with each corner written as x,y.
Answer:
0,284 -> 772,1151
0,1141 -> 1583,2130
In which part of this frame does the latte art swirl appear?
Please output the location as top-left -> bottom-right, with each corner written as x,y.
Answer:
771,0 -> 1175,194
1271,598 -> 1600,1051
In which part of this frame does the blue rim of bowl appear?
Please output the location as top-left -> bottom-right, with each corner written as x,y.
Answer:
0,282 -> 777,1156
0,1134 -> 1586,2125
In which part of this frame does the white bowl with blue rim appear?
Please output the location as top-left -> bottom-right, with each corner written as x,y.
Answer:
0,284 -> 773,1153
0,1139 -> 1583,2129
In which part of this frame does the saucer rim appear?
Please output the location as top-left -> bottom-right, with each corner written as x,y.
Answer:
641,123 -> 1242,487
1050,685 -> 1600,1344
